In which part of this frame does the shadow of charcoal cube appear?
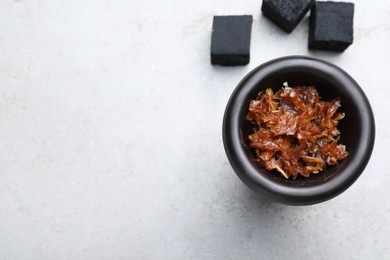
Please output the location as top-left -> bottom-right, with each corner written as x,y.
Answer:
309,1 -> 354,52
261,0 -> 315,33
210,15 -> 253,66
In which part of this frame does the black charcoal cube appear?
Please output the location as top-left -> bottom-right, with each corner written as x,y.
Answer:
211,15 -> 253,66
261,0 -> 315,33
309,1 -> 354,51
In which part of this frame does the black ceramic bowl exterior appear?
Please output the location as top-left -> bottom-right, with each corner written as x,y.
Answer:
223,56 -> 375,205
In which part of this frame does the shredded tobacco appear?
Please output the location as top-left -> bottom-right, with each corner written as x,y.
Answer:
246,83 -> 348,179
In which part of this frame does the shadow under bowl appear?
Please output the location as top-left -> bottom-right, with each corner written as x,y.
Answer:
222,56 -> 375,205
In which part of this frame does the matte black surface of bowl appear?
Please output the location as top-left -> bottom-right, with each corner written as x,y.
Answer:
223,56 -> 375,205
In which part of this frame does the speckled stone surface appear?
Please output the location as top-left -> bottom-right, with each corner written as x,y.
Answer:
0,0 -> 389,259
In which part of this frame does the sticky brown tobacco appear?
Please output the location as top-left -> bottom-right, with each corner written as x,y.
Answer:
246,84 -> 348,179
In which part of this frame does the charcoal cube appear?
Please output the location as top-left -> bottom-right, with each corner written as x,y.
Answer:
261,0 -> 315,33
211,15 -> 253,66
309,1 -> 354,52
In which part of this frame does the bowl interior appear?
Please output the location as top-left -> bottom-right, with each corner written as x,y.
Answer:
240,69 -> 361,187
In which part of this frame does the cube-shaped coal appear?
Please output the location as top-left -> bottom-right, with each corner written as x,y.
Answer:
261,0 -> 315,33
210,15 -> 253,66
309,1 -> 354,52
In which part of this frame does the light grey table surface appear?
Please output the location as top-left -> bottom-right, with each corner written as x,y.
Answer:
0,0 -> 388,259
